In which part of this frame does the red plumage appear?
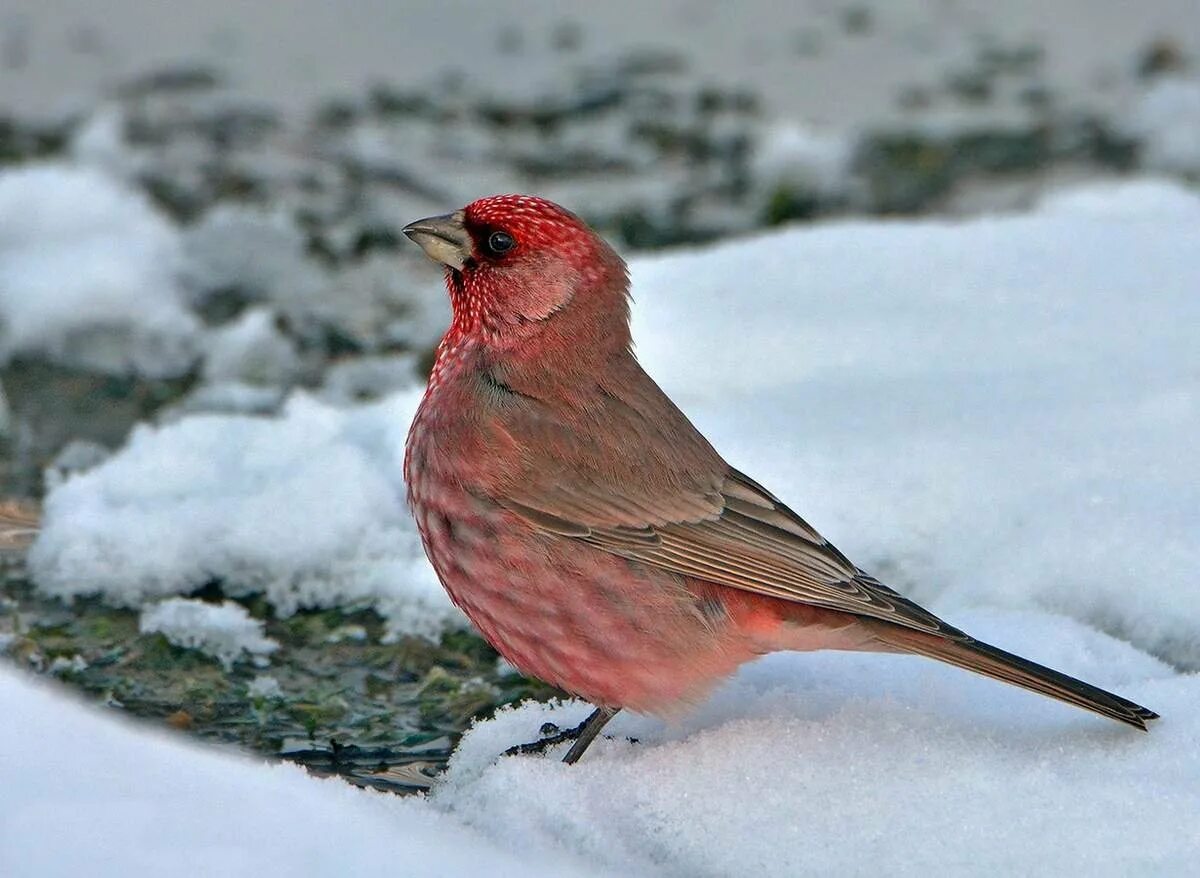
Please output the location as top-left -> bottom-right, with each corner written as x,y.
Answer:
402,195 -> 1156,760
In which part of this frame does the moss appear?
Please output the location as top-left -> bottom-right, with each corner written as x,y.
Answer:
1,576 -> 548,791
855,135 -> 956,214
762,185 -> 821,226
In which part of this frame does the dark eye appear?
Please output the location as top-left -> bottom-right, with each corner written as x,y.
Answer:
485,230 -> 515,255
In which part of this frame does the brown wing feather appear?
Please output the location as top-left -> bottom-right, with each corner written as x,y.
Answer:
487,358 -> 964,639
506,465 -> 963,639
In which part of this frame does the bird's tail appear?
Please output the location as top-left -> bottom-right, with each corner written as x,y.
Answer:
871,624 -> 1159,731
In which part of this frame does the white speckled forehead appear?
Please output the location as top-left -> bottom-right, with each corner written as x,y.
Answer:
463,194 -> 593,254
465,193 -> 577,224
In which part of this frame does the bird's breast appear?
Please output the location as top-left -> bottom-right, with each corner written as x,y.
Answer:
405,459 -> 777,714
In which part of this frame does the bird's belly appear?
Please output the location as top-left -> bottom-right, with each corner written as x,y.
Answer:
408,480 -> 763,714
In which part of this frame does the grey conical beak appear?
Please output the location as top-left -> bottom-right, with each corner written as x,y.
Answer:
402,210 -> 471,270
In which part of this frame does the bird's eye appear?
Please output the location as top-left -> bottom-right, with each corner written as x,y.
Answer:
486,230 -> 515,255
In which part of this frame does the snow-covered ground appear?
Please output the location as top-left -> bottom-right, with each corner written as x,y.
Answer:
2,612 -> 1196,877
0,668 -> 597,878
138,598 -> 279,670
5,175 -> 1199,874
30,389 -> 461,640
0,164 -> 200,377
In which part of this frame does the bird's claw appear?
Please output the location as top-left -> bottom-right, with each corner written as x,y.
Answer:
503,721 -> 584,758
501,706 -> 620,764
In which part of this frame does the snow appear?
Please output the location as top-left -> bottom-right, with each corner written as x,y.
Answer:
69,105 -> 134,176
201,307 -> 304,386
181,205 -> 322,305
246,674 -> 285,700
1,615 -> 1194,876
12,177 -> 1200,874
1036,176 -> 1200,220
442,612 -> 1195,877
29,391 -> 463,640
160,381 -> 288,420
46,654 -> 88,676
751,120 -> 854,198
0,163 -> 201,377
139,598 -> 279,670
319,353 -> 421,404
0,669 -> 597,878
44,439 -> 112,490
1124,75 -> 1200,176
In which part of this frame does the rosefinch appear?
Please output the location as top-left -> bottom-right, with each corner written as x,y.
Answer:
402,195 -> 1157,763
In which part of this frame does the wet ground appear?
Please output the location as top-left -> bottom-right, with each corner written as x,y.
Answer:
1,568 -> 560,792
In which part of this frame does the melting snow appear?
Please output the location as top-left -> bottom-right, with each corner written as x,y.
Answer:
139,598 -> 280,670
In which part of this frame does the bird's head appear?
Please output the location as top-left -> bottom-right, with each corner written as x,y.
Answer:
403,195 -> 630,355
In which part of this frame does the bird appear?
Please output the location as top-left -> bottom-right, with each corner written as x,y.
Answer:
401,194 -> 1158,764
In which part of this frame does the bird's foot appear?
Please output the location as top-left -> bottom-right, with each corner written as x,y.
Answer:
503,720 -> 586,757
502,706 -> 619,764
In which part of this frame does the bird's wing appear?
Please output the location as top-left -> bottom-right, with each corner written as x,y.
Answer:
489,361 -> 964,640
502,467 -> 963,639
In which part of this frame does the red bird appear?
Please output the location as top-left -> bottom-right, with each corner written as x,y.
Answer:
402,195 -> 1157,763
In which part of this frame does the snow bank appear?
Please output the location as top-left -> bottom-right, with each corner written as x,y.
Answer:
1,612 -> 1194,877
0,163 -> 200,376
0,668 -> 597,878
439,610 -> 1195,877
201,307 -> 304,387
1124,76 -> 1200,177
139,598 -> 279,670
30,390 -> 463,639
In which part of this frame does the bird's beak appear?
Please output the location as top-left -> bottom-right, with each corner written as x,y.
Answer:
402,210 -> 471,270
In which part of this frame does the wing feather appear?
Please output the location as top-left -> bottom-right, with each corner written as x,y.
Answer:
503,464 -> 963,638
486,360 -> 963,639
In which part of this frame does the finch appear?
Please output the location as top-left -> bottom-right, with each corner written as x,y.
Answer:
402,195 -> 1157,763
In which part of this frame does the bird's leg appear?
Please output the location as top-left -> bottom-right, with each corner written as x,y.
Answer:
560,706 -> 618,764
502,706 -> 619,763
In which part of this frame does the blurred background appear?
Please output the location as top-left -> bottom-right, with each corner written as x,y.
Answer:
0,0 -> 1197,790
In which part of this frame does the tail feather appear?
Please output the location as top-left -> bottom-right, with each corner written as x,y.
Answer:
873,625 -> 1159,731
